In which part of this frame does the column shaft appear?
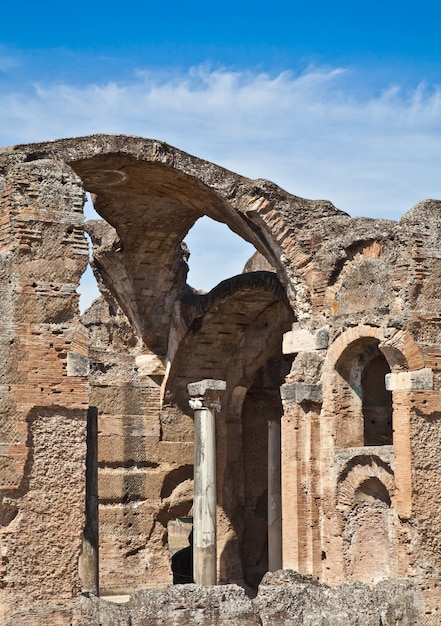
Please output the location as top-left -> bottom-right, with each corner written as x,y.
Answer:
268,419 -> 282,571
193,406 -> 217,585
188,379 -> 225,586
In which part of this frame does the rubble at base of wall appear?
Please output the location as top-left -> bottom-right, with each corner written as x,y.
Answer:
3,572 -> 426,626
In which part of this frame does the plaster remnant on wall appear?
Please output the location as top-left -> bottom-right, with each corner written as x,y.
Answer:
135,353 -> 165,376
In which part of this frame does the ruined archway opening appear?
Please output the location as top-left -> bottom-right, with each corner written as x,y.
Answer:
77,193 -> 102,314
184,216 -> 257,292
70,165 -> 295,595
163,282 -> 294,589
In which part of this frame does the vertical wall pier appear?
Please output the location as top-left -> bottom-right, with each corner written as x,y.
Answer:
188,379 -> 226,586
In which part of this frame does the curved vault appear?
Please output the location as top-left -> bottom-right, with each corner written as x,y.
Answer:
5,134 -> 344,354
164,271 -> 295,413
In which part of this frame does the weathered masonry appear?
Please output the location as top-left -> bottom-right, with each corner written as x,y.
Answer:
1,135 -> 441,624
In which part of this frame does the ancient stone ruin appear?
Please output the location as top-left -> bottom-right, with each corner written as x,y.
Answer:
1,134 -> 441,624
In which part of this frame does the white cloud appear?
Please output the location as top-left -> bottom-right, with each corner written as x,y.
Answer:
2,65 -> 441,309
1,65 -> 440,218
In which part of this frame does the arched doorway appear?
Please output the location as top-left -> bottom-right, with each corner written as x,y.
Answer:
239,350 -> 291,588
163,273 -> 294,587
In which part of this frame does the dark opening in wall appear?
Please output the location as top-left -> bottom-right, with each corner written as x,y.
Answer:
362,354 -> 392,445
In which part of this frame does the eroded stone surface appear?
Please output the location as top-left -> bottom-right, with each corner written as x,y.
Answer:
5,576 -> 421,625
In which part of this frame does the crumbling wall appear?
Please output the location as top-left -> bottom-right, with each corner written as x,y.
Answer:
3,572 -> 424,625
0,159 -> 89,622
82,293 -> 188,593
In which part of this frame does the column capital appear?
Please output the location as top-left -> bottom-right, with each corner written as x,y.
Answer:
188,379 -> 226,411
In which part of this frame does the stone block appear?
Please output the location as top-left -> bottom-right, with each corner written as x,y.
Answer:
280,382 -> 323,404
187,379 -> 226,397
385,368 -> 433,391
282,324 -> 328,354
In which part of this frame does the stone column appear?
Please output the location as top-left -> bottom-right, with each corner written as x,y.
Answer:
188,379 -> 226,586
268,418 -> 282,571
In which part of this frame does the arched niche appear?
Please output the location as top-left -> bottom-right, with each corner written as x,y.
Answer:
335,337 -> 392,447
323,325 -> 423,453
347,478 -> 395,583
361,353 -> 392,445
336,457 -> 408,584
333,338 -> 392,448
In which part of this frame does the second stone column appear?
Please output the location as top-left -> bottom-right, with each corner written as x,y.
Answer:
188,379 -> 226,585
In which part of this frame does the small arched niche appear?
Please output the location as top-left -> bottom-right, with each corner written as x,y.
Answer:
347,477 -> 394,583
335,339 -> 392,448
354,476 -> 391,506
361,353 -> 392,445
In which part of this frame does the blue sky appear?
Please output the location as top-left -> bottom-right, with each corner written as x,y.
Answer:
1,1 -> 441,308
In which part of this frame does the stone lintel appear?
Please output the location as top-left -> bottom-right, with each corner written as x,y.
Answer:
280,382 -> 323,405
188,379 -> 226,397
282,324 -> 328,354
385,368 -> 433,391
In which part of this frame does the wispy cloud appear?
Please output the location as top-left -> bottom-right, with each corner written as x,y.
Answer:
0,45 -> 21,72
1,64 -> 440,220
3,64 -> 441,308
